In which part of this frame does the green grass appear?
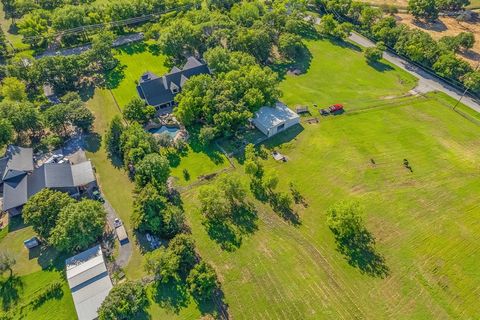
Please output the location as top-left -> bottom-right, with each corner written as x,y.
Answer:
0,217 -> 75,319
107,41 -> 168,108
179,94 -> 480,319
278,39 -> 417,110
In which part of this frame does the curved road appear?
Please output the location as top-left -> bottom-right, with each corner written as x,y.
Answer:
348,32 -> 480,113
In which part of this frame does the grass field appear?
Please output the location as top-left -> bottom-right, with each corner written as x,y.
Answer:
0,218 -> 75,318
180,92 -> 480,319
278,39 -> 417,110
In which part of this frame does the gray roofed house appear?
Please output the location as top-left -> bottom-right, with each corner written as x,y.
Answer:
136,57 -> 210,110
66,245 -> 113,320
0,146 -> 97,214
252,102 -> 301,138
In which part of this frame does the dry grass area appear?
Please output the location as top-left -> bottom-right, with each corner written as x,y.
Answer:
358,0 -> 480,9
396,13 -> 480,66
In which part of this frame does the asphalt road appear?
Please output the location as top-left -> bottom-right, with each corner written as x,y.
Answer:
36,33 -> 144,59
348,32 -> 480,113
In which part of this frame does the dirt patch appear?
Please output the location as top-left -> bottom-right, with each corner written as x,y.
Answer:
396,13 -> 480,67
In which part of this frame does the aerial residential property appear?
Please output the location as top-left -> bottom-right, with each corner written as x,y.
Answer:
136,56 -> 210,111
1,0 -> 480,319
0,145 -> 96,216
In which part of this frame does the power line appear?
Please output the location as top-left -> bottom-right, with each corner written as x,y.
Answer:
22,3 -> 195,42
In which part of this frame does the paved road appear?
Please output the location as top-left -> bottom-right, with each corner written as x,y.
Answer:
348,32 -> 480,113
104,198 -> 132,268
36,33 -> 144,59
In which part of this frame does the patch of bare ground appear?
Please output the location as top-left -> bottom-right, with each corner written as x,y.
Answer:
396,13 -> 480,67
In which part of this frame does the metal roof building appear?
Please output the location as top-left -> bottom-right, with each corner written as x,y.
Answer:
252,102 -> 300,138
66,245 -> 113,320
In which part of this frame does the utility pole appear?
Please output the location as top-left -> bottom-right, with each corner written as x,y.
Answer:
453,61 -> 479,111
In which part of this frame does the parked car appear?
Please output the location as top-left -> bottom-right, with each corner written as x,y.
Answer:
92,190 -> 105,203
329,104 -> 344,113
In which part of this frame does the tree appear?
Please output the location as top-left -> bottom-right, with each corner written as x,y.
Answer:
278,33 -> 305,61
0,251 -> 15,277
463,71 -> 480,94
122,97 -> 155,124
0,101 -> 42,136
231,26 -> 273,64
433,53 -> 472,80
198,126 -> 217,146
364,42 -> 385,64
168,234 -> 197,275
394,29 -> 440,67
359,6 -> 382,30
145,247 -> 180,283
98,282 -> 148,320
318,14 -> 337,36
22,189 -> 74,241
134,153 -> 170,190
187,261 -> 219,301
120,122 -> 158,165
218,175 -> 247,207
88,31 -> 117,71
436,0 -> 470,11
43,103 -> 73,135
161,205 -> 185,239
132,183 -> 168,235
456,32 -> 475,51
198,184 -> 231,221
0,119 -> 13,148
105,115 -> 124,159
50,199 -> 106,252
1,77 -> 26,101
71,107 -> 94,132
408,0 -> 438,21
158,19 -> 203,62
326,201 -> 364,242
204,47 -> 256,74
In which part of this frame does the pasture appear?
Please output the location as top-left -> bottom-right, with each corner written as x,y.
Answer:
181,92 -> 480,319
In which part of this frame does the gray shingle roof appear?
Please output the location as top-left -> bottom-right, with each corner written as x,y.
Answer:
137,57 -> 210,107
1,150 -> 96,211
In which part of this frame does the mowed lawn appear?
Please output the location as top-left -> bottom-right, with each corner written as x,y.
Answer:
278,39 -> 417,110
0,218 -> 75,319
180,94 -> 480,319
107,41 -> 168,108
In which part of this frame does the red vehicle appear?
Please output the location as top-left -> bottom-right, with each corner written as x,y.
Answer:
329,104 -> 344,112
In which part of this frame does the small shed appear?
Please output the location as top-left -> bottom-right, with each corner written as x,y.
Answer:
23,237 -> 40,249
252,102 -> 300,138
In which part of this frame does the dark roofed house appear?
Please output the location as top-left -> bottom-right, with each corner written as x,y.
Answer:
0,146 -> 96,216
136,57 -> 210,111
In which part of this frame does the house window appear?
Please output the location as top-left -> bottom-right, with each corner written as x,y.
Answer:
277,123 -> 285,132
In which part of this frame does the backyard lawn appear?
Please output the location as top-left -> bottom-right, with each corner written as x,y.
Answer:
180,93 -> 480,319
0,218 -> 75,319
107,41 -> 168,109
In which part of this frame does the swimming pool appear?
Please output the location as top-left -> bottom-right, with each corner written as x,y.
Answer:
148,126 -> 180,137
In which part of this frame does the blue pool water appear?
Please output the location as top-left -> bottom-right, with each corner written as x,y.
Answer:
148,126 -> 179,137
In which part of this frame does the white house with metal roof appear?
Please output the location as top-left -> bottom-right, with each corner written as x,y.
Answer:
66,245 -> 113,320
252,102 -> 300,137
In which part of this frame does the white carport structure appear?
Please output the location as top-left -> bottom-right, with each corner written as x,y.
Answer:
252,102 -> 300,137
66,245 -> 113,320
